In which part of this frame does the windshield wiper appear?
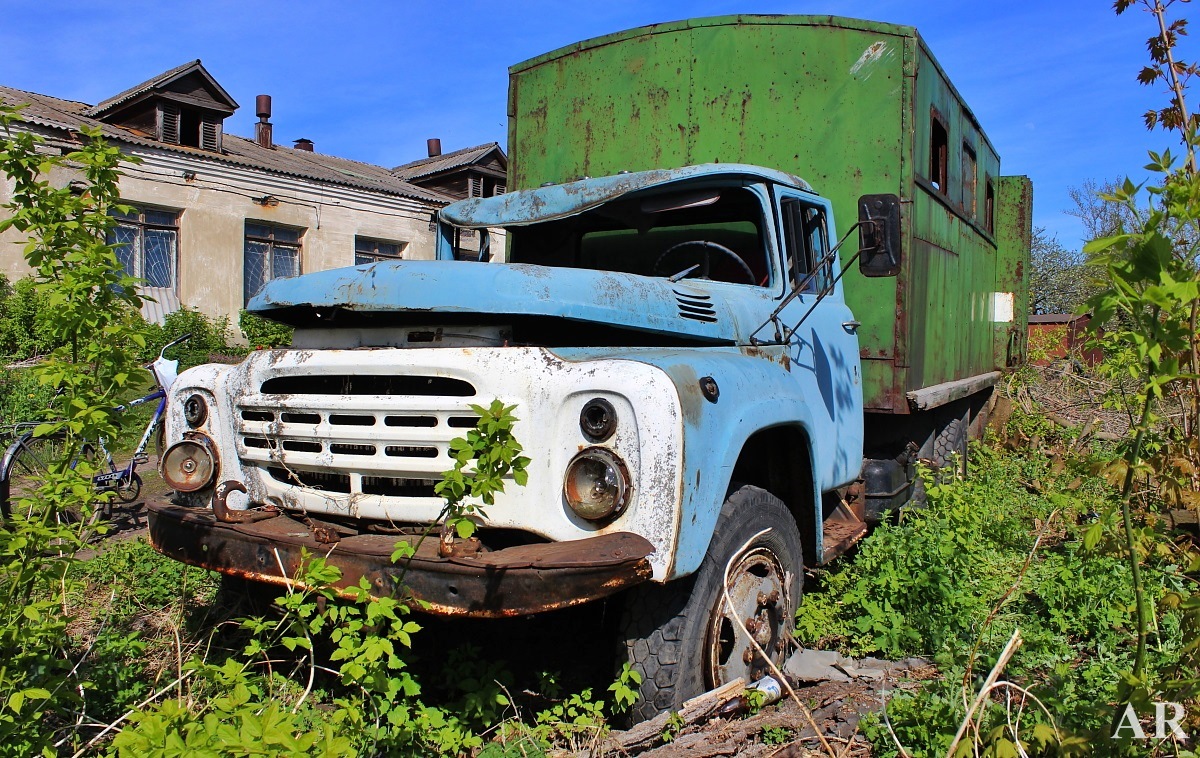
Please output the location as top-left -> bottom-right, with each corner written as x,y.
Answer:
667,264 -> 701,283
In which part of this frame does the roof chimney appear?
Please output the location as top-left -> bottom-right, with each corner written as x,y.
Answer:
427,138 -> 442,157
293,138 -> 313,152
254,94 -> 273,149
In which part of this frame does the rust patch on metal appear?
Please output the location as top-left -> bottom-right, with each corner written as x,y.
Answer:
147,501 -> 654,618
212,480 -> 279,524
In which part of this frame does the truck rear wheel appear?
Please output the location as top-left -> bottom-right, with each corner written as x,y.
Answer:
619,484 -> 802,723
932,413 -> 968,474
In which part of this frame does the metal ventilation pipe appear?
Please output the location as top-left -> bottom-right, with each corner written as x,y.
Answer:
427,138 -> 442,157
254,94 -> 273,149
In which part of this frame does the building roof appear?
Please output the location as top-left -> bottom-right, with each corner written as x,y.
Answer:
0,81 -> 454,205
392,142 -> 505,181
85,59 -> 237,118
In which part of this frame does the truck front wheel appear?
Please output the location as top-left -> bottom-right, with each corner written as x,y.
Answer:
619,484 -> 803,723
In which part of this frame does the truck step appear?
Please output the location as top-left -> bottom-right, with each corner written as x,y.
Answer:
821,501 -> 869,564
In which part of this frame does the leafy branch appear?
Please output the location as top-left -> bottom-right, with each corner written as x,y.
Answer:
433,400 -> 530,555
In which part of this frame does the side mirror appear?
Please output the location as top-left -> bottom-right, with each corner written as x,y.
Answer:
858,194 -> 902,277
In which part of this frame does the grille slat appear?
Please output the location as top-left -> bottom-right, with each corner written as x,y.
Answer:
239,422 -> 463,446
240,447 -> 446,477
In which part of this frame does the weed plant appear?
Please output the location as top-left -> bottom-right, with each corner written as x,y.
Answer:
796,442 -> 1191,755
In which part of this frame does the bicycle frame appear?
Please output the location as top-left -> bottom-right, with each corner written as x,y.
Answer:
1,332 -> 189,516
90,388 -> 166,493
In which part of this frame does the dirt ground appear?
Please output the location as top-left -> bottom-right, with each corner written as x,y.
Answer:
581,662 -> 933,758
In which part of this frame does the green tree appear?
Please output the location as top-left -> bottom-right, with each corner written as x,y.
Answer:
1079,0 -> 1200,740
0,104 -> 152,755
1028,226 -> 1098,314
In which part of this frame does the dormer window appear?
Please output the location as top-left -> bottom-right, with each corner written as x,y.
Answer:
160,102 -> 222,151
86,60 -> 237,155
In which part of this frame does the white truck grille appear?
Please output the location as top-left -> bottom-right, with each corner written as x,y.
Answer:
236,373 -> 485,504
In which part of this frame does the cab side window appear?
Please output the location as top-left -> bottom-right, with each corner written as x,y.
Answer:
782,198 -> 830,292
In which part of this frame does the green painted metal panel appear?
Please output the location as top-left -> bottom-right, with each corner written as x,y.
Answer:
994,176 -> 1033,369
507,15 -> 1029,413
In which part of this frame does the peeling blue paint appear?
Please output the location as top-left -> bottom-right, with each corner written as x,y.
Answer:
439,163 -> 812,228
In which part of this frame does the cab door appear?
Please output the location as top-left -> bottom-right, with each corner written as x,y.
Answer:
774,191 -> 864,488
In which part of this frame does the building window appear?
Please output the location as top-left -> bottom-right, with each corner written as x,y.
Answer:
468,176 -> 505,198
244,222 -> 302,304
962,143 -> 977,217
929,108 -> 949,194
355,237 -> 407,265
108,205 -> 179,291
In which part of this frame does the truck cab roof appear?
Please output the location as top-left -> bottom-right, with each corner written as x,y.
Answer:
440,163 -> 813,228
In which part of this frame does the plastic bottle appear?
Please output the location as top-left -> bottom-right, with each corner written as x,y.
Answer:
715,675 -> 784,717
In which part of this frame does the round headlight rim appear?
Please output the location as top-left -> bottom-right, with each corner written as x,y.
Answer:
579,397 -> 618,442
183,393 -> 208,427
160,436 -> 217,493
563,446 -> 632,523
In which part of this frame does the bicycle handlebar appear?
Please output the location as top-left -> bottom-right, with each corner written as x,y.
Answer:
161,333 -> 192,354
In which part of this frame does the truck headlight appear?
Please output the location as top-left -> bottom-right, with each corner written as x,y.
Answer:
563,447 -> 630,521
579,398 -> 617,441
183,394 -> 208,427
161,437 -> 217,492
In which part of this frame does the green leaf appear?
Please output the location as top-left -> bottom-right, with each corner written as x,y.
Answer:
455,518 -> 476,539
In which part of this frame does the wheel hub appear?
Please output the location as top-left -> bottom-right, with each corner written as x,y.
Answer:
704,546 -> 788,687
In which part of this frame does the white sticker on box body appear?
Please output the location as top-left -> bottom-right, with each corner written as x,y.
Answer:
993,292 -> 1015,323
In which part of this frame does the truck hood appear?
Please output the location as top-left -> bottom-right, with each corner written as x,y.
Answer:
248,260 -> 740,344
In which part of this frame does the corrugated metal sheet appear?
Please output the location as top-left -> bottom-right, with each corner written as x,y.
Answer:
140,287 -> 181,326
392,143 -> 505,180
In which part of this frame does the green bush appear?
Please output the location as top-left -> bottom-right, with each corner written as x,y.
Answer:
0,275 -> 55,360
239,309 -> 293,349
798,445 -> 1190,755
143,307 -> 244,370
0,367 -> 54,430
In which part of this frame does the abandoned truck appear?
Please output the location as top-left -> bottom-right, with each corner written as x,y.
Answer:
148,15 -> 1031,720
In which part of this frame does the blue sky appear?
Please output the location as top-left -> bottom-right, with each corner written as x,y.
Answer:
0,1 -> 1192,246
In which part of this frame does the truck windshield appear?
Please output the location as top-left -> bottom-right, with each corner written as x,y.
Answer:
506,185 -> 768,286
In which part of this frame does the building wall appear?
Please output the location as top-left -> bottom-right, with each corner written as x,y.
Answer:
0,125 -> 463,334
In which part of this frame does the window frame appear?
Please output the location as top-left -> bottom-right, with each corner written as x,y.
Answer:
929,107 -> 949,195
354,236 -> 408,265
984,177 -> 996,235
961,141 -> 978,218
108,204 -> 180,293
780,196 -> 831,293
244,221 -> 303,305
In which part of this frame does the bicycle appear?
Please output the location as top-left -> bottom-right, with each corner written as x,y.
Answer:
0,333 -> 190,522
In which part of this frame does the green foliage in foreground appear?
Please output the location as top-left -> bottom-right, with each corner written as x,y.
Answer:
796,444 -> 1193,756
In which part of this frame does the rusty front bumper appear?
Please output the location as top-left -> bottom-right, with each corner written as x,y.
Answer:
147,502 -> 654,617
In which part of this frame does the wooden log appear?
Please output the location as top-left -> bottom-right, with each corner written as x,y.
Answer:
583,677 -> 747,756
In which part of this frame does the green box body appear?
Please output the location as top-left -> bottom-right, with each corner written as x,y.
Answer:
507,15 -> 1031,413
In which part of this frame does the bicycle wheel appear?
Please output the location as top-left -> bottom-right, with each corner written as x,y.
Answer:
115,473 -> 142,503
1,432 -> 77,524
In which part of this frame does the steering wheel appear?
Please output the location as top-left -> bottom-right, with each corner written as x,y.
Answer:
652,240 -> 756,284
